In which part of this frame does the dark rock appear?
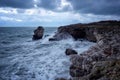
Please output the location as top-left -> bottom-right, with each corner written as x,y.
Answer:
32,26 -> 44,40
70,28 -> 86,40
103,46 -> 112,56
55,20 -> 120,42
44,35 -> 49,38
56,24 -> 96,42
70,55 -> 84,67
57,26 -> 87,40
65,49 -> 78,55
58,20 -> 120,80
49,38 -> 57,41
70,65 -> 87,77
55,78 -> 67,80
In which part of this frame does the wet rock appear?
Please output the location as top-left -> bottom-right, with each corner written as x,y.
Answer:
65,49 -> 78,55
70,55 -> 84,67
70,28 -> 86,40
32,26 -> 44,40
70,77 -> 88,80
55,24 -> 96,41
49,38 -> 57,41
70,65 -> 87,77
57,26 -> 85,40
44,34 -> 49,38
55,20 -> 120,42
58,21 -> 120,80
55,78 -> 67,80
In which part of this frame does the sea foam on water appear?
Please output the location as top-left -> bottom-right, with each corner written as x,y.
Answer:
0,27 -> 94,80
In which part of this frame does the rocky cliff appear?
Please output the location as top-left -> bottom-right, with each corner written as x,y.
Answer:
55,20 -> 120,80
52,20 -> 120,42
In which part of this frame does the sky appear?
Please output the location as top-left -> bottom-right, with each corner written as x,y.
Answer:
0,0 -> 120,27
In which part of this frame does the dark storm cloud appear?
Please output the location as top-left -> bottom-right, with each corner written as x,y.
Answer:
0,0 -> 34,9
0,0 -> 62,11
0,0 -> 61,10
0,0 -> 120,16
67,0 -> 120,15
37,0 -> 60,10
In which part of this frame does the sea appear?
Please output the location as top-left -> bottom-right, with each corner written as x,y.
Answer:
0,27 -> 95,80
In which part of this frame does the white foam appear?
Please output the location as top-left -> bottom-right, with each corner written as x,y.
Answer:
1,35 -> 95,80
41,33 -> 55,44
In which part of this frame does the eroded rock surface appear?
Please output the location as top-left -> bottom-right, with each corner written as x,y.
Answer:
69,21 -> 120,80
32,26 -> 44,40
54,20 -> 120,42
56,20 -> 120,80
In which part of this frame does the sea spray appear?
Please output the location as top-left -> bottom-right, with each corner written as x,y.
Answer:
0,27 -> 95,80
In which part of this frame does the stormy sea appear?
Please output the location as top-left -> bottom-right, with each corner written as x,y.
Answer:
0,27 -> 94,80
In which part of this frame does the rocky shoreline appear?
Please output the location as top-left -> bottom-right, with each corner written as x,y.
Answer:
54,20 -> 120,80
32,20 -> 120,80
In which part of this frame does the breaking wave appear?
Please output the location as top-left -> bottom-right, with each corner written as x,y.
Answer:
0,27 -> 95,80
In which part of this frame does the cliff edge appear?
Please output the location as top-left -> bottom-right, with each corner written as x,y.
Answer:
55,20 -> 120,80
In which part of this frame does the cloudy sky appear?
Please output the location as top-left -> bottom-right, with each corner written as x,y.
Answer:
0,0 -> 120,27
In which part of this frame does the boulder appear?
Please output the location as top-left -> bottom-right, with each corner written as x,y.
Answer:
49,38 -> 57,41
65,49 -> 78,55
32,26 -> 44,40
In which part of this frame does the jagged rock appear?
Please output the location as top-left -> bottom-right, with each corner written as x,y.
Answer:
32,26 -> 44,40
69,21 -> 120,80
55,24 -> 96,42
103,46 -> 112,56
57,20 -> 120,80
70,55 -> 84,67
65,49 -> 78,55
57,25 -> 88,40
88,60 -> 120,80
70,65 -> 87,77
54,20 -> 120,42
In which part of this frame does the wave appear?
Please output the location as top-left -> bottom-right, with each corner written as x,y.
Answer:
0,28 -> 95,80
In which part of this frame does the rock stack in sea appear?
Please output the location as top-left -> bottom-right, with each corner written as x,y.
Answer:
32,26 -> 44,40
54,20 -> 120,80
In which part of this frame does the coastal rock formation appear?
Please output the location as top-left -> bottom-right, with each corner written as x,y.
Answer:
53,20 -> 120,42
69,21 -> 120,80
54,24 -> 96,42
65,48 -> 78,55
32,26 -> 44,40
56,20 -> 120,80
